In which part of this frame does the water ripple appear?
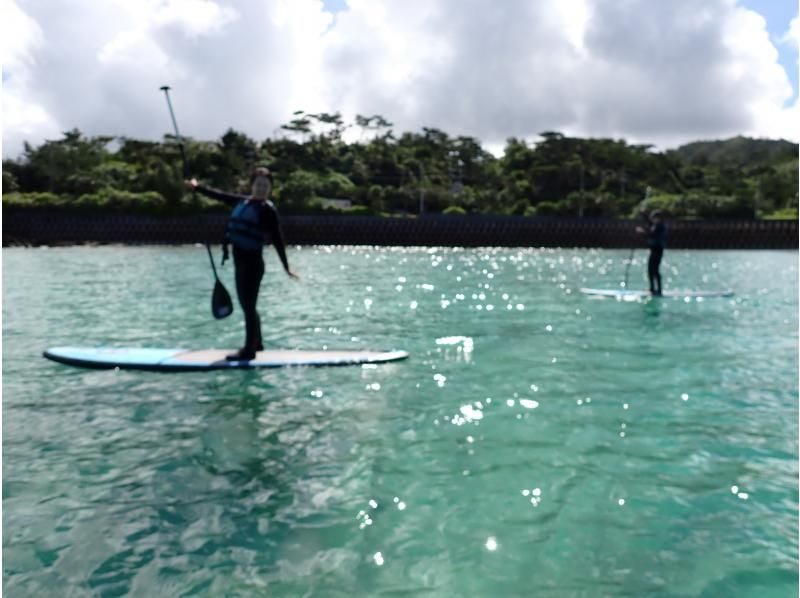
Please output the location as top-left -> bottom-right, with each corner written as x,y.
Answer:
3,247 -> 797,596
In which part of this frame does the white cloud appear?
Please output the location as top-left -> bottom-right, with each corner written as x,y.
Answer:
724,5 -> 798,141
568,0 -> 797,145
2,0 -> 61,151
152,0 -> 238,35
2,92 -> 60,149
3,0 -> 331,157
320,0 -> 799,147
3,0 -> 43,77
2,0 -> 797,159
781,14 -> 800,49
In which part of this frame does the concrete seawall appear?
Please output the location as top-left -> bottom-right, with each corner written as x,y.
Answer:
3,212 -> 797,249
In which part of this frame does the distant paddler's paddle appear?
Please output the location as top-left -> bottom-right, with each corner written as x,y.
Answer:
160,85 -> 233,319
623,247 -> 634,288
625,186 -> 652,289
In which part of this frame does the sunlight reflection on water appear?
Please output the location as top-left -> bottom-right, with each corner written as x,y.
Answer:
3,246 -> 797,596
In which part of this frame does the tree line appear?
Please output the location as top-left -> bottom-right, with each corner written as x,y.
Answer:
3,112 -> 797,219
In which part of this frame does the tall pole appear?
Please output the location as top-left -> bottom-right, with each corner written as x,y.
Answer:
160,85 -> 187,175
48,141 -> 54,192
419,163 -> 425,215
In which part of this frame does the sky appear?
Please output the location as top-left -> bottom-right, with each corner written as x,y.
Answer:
2,0 -> 798,159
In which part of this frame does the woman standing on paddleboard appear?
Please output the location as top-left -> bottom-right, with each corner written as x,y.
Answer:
636,210 -> 667,296
187,167 -> 299,360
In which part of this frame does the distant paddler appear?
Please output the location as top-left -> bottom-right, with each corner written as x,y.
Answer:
186,167 -> 299,361
636,210 -> 667,296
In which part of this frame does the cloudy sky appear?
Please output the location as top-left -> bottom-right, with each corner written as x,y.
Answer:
3,0 -> 798,158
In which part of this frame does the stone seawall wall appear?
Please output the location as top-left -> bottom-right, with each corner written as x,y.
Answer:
3,212 -> 797,249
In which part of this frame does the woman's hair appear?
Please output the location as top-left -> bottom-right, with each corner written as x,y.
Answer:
250,166 -> 274,184
248,165 -> 274,198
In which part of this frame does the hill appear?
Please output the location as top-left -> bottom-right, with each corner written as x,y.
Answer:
673,136 -> 797,169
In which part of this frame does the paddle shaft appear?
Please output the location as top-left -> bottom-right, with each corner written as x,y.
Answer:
623,247 -> 634,288
160,86 -> 188,176
160,86 -> 231,306
627,187 -> 653,288
205,244 -> 222,282
161,85 -> 212,265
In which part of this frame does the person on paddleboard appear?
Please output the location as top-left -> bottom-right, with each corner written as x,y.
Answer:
636,210 -> 666,296
187,167 -> 299,361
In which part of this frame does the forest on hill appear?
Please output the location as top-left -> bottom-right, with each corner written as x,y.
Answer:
3,112 -> 797,219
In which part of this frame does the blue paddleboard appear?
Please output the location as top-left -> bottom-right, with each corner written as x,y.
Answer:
580,288 -> 734,299
43,347 -> 409,371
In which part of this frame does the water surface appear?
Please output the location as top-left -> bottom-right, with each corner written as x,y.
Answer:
4,246 -> 798,596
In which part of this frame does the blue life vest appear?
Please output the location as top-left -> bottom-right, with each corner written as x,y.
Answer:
648,222 -> 667,249
226,200 -> 265,251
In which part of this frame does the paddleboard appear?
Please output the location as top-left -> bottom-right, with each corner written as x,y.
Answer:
43,347 -> 409,371
579,288 -> 734,299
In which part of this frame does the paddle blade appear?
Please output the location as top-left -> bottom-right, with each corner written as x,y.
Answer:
212,280 -> 233,319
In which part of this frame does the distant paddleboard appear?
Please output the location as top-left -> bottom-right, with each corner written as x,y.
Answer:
579,288 -> 734,299
43,347 -> 409,371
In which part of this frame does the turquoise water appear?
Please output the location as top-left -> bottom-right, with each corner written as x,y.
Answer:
3,245 -> 798,597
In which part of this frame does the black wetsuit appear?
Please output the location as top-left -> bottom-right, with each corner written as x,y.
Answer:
646,221 -> 667,295
195,185 -> 290,353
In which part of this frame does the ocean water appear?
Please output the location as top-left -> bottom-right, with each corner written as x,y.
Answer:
3,245 -> 798,597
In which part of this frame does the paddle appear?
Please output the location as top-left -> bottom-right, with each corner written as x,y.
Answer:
623,247 -> 634,288
206,244 -> 233,318
624,187 -> 654,289
160,85 -> 233,319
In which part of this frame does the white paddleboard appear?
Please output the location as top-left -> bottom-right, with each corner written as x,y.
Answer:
579,288 -> 734,299
43,347 -> 409,371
